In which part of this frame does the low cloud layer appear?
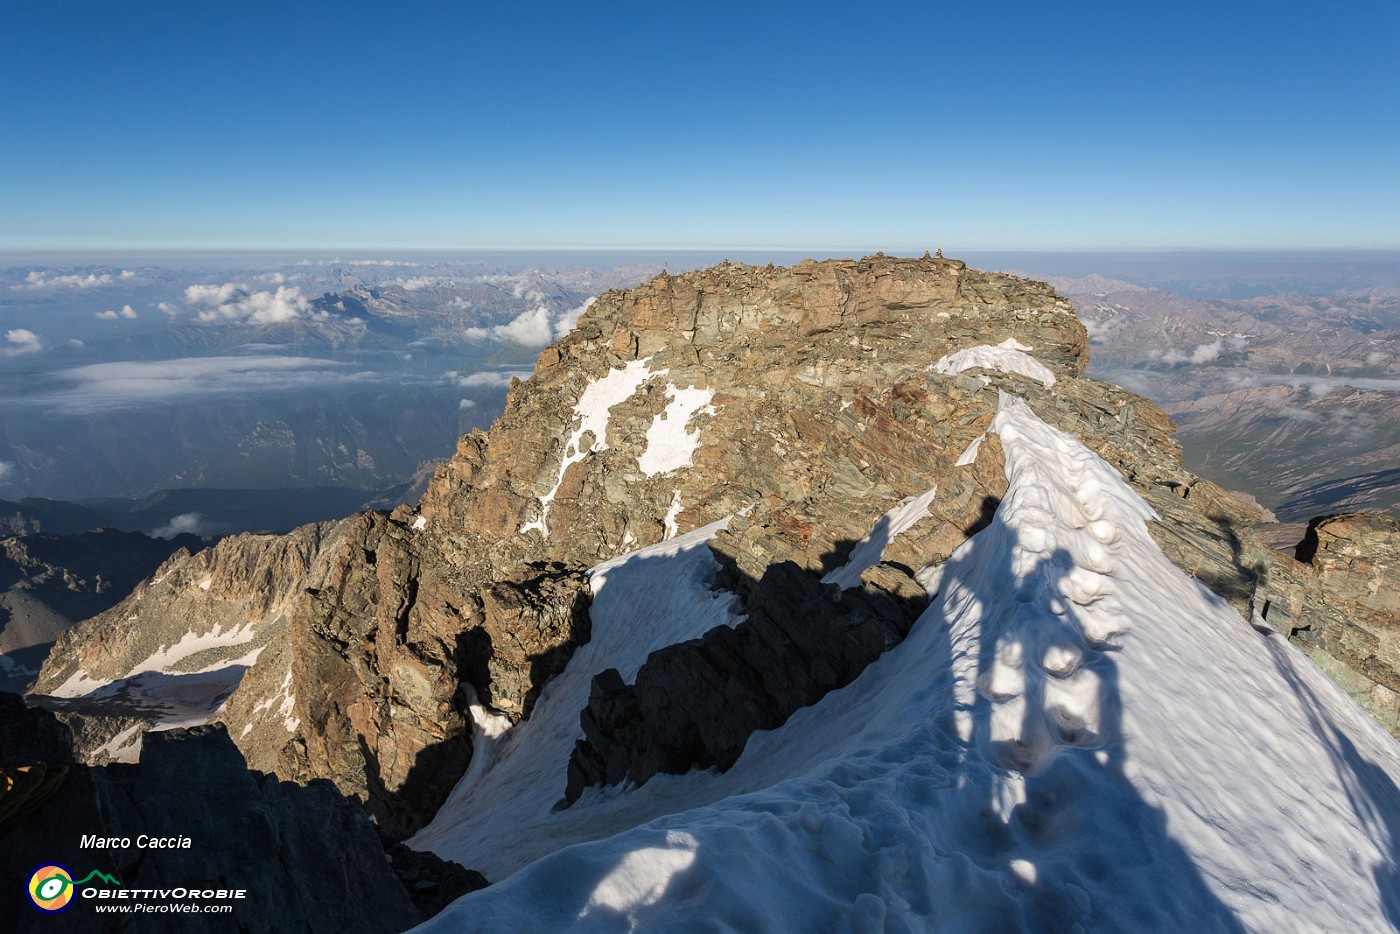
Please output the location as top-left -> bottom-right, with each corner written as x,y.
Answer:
395,276 -> 453,291
0,462 -> 14,484
440,369 -> 533,392
96,305 -> 139,320
46,355 -> 369,413
1226,372 -> 1400,396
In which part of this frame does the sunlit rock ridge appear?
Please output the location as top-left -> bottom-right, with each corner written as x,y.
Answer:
29,255 -> 1400,930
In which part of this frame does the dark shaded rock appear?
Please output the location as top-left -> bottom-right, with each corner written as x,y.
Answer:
0,707 -> 421,934
564,560 -> 928,803
0,691 -> 76,768
387,841 -> 489,921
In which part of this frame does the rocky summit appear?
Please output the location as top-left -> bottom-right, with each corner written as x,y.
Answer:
21,256 -> 1400,926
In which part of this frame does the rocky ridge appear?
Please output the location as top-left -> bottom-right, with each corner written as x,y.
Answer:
0,528 -> 200,693
29,255 -> 1400,842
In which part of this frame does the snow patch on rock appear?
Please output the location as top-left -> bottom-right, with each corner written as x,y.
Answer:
955,432 -> 986,466
251,668 -> 299,733
821,486 -> 937,590
932,337 -> 1057,387
662,491 -> 684,540
522,358 -> 663,538
637,384 -> 715,477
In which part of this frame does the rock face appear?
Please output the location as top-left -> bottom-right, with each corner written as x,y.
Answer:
30,254 -> 1400,849
1298,513 -> 1400,623
1284,513 -> 1400,730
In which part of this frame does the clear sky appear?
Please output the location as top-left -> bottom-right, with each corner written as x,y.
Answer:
2,0 -> 1396,251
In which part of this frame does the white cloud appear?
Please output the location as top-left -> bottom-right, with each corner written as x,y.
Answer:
454,369 -> 532,388
68,339 -> 85,348
1081,318 -> 1115,344
185,282 -> 241,306
185,283 -> 316,325
459,398 -> 477,410
16,270 -> 116,290
4,328 -> 43,355
554,298 -> 595,339
0,462 -> 13,484
46,355 -> 367,413
151,512 -> 205,539
462,297 -> 597,346
464,307 -> 548,346
395,275 -> 452,290
1161,341 -> 1223,365
347,259 -> 419,267
157,302 -> 181,317
96,304 -> 138,320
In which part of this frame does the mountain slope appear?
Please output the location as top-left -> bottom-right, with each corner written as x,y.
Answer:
417,392 -> 1400,931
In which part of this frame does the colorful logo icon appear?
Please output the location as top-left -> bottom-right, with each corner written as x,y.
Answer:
27,864 -> 75,913
25,865 -> 120,912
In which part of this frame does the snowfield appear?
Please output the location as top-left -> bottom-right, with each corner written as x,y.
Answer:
415,390 -> 1400,931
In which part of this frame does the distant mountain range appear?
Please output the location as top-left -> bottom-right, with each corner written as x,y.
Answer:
1050,275 -> 1400,519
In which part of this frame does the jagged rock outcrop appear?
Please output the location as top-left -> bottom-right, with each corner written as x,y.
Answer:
30,254 -> 1400,851
1280,513 -> 1400,731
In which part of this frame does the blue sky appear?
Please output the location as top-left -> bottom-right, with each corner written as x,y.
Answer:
2,0 -> 1396,251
